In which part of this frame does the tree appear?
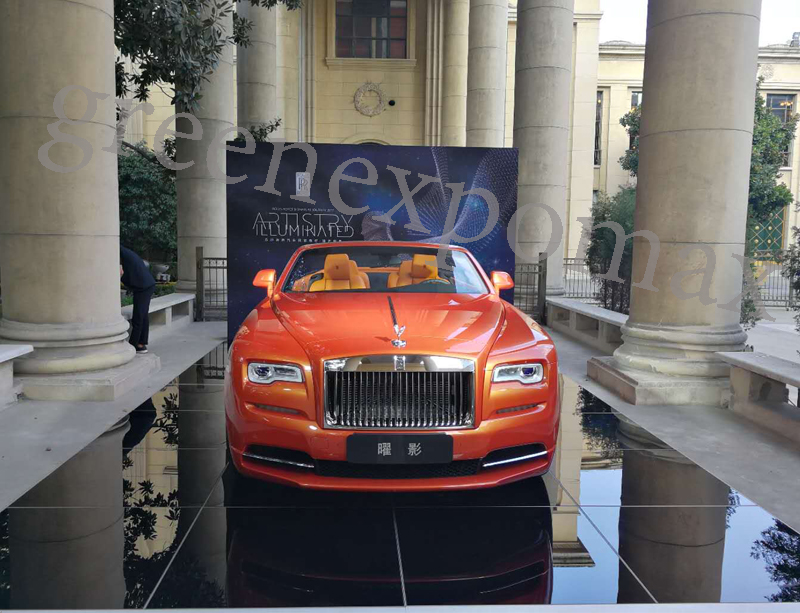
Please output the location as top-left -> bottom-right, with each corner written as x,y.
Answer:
584,187 -> 636,314
115,0 -> 300,113
618,80 -> 799,228
118,142 -> 178,263
777,224 -> 800,344
752,519 -> 800,603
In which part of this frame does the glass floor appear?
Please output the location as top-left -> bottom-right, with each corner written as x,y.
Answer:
1,345 -> 798,608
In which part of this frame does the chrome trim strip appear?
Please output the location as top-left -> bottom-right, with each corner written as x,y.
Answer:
324,355 -> 474,372
242,451 -> 315,470
482,450 -> 548,469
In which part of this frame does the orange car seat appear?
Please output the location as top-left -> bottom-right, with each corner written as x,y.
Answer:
350,260 -> 370,289
387,254 -> 439,288
309,254 -> 366,291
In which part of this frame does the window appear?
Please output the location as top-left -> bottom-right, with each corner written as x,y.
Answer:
594,91 -> 603,166
766,93 -> 795,166
629,91 -> 643,151
336,0 -> 408,59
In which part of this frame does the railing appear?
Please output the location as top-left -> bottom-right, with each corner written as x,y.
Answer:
752,251 -> 795,308
195,247 -> 228,321
514,256 -> 548,324
563,258 -> 601,302
562,254 -> 797,310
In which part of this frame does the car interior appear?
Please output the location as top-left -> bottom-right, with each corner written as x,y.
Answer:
286,248 -> 485,294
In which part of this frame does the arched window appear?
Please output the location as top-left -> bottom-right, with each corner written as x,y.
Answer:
335,0 -> 408,59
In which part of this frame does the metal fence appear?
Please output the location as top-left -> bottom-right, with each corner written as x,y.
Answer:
562,254 -> 797,310
752,251 -> 795,308
195,247 -> 228,321
563,258 -> 601,301
514,257 -> 548,324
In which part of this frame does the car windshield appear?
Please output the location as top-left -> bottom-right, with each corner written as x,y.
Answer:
282,246 -> 489,294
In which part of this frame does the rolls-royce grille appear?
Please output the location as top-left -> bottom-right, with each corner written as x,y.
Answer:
325,371 -> 474,429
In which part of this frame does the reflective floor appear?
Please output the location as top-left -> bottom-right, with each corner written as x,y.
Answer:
1,344 -> 798,608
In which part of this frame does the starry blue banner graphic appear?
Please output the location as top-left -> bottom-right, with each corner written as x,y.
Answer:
227,143 -> 518,339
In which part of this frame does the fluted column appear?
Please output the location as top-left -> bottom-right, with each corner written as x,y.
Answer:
588,0 -> 761,406
9,419 -> 129,608
0,0 -> 135,375
276,5 -> 301,141
513,0 -> 574,294
465,0 -> 507,147
176,10 -> 235,292
441,0 -> 470,146
237,2 -> 278,132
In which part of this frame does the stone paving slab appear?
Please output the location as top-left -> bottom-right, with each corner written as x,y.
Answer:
0,321 -> 226,512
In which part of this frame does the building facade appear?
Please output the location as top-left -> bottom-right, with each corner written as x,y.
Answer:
127,3 -> 800,259
594,41 -> 800,253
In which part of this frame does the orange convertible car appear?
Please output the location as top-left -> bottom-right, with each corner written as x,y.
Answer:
225,242 -> 559,491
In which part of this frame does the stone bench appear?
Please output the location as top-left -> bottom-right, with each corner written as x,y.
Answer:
717,351 -> 800,444
546,297 -> 627,355
122,292 -> 195,341
0,345 -> 33,409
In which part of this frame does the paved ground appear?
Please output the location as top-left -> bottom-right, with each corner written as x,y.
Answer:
748,307 -> 800,362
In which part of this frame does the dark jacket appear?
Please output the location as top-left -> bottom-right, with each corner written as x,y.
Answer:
121,246 -> 156,291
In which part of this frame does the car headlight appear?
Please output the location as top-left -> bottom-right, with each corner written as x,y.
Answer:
247,362 -> 304,385
492,363 -> 544,384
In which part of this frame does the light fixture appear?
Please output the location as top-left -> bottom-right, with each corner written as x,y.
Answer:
492,363 -> 544,385
247,362 -> 304,384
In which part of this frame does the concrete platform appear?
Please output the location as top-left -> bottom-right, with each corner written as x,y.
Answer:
0,321 -> 226,512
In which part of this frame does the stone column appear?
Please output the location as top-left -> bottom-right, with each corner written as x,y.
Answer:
176,10 -> 235,292
565,9 -> 601,257
441,0 -> 470,147
465,0 -> 507,147
237,2 -> 278,132
588,0 -> 761,406
9,419 -> 129,609
513,0 -> 574,294
276,5 -> 301,142
0,0 -> 136,379
616,421 -> 728,603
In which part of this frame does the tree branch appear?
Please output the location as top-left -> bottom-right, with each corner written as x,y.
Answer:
121,140 -> 158,164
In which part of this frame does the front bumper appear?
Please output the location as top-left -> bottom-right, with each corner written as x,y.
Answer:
226,392 -> 558,491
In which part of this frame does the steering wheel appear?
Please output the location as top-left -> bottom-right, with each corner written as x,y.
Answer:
418,278 -> 451,285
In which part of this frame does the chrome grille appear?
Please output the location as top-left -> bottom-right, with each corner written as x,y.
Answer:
324,368 -> 474,430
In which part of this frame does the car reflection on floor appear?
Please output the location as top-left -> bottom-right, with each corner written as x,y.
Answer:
224,477 -> 554,607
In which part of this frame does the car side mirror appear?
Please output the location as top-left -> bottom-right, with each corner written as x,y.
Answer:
253,269 -> 277,298
491,271 -> 514,293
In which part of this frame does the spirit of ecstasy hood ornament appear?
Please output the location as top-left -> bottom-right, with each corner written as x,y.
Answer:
387,296 -> 407,348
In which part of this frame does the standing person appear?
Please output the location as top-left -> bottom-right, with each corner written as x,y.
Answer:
120,246 -> 156,354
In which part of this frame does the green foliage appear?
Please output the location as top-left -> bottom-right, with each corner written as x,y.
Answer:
119,142 -> 177,263
776,225 -> 800,340
750,83 -> 798,226
585,187 -> 637,268
618,105 -> 640,177
619,80 -> 799,227
234,120 -> 283,143
584,187 -> 636,313
115,0 -> 301,111
752,519 -> 800,602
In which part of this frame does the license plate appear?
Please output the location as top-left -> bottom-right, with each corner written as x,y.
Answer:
347,434 -> 453,464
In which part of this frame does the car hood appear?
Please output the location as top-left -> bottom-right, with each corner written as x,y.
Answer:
269,292 -> 505,361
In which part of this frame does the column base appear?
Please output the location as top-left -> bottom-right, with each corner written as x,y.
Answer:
16,354 -> 160,402
587,356 -> 730,407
